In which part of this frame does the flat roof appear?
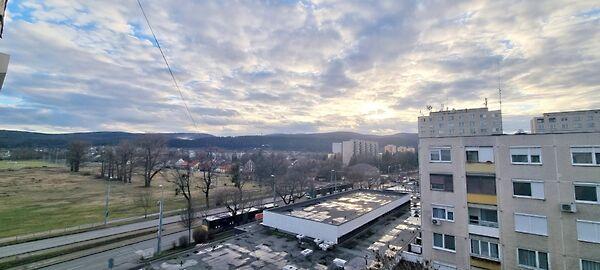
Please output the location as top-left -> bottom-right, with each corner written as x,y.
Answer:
267,189 -> 407,226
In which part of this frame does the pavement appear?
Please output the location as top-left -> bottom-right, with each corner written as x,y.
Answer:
0,197 -> 276,259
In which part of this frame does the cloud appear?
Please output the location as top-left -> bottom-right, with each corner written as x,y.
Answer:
0,0 -> 598,135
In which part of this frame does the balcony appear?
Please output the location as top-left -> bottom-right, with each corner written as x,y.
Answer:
465,162 -> 495,174
470,257 -> 501,270
467,193 -> 497,205
466,175 -> 497,205
468,224 -> 499,238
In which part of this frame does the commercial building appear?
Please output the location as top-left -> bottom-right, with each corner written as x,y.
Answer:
384,144 -> 398,154
337,139 -> 379,166
530,109 -> 600,134
262,189 -> 410,244
418,108 -> 502,138
418,108 -> 600,270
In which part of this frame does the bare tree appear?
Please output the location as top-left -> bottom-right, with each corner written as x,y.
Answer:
115,140 -> 135,183
136,135 -> 167,187
276,159 -> 315,204
67,140 -> 88,172
197,151 -> 218,208
136,189 -> 154,219
169,166 -> 197,243
345,163 -> 380,189
215,186 -> 260,225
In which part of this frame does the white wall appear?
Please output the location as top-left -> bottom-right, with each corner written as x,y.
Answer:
263,211 -> 338,243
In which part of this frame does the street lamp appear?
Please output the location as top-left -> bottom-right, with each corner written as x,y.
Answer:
104,178 -> 111,225
156,184 -> 164,255
271,174 -> 276,205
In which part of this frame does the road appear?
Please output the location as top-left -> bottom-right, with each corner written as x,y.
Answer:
0,197 -> 276,258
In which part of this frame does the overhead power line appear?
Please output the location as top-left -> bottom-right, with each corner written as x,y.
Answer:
136,0 -> 200,132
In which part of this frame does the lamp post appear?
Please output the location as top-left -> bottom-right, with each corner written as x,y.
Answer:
104,178 -> 111,225
156,184 -> 164,255
271,174 -> 276,205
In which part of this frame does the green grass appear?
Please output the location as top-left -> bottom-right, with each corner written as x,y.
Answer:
0,160 -> 62,170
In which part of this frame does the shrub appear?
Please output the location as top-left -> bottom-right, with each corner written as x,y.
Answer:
178,236 -> 189,247
192,227 -> 208,244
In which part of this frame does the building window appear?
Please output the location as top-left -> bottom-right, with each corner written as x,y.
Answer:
581,259 -> 600,270
514,213 -> 548,236
466,175 -> 496,195
518,248 -> 549,270
468,208 -> 498,228
430,147 -> 451,162
549,117 -> 556,123
433,233 -> 455,252
430,174 -> 453,192
513,180 -> 545,199
510,147 -> 542,165
571,147 -> 600,166
432,204 -> 454,221
574,183 -> 599,203
466,147 -> 494,163
536,119 -> 544,123
576,220 -> 600,243
470,239 -> 500,260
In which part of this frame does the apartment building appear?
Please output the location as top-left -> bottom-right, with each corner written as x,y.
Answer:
418,108 -> 503,138
418,109 -> 600,270
337,139 -> 379,166
385,144 -> 398,154
531,110 -> 600,134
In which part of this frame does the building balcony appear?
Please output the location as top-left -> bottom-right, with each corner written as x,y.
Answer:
470,257 -> 501,270
467,193 -> 497,205
465,162 -> 495,174
468,224 -> 500,238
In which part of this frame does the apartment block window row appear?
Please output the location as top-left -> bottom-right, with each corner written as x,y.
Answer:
430,174 -> 453,192
574,183 -> 599,203
571,146 -> 600,166
470,238 -> 500,261
576,220 -> 600,244
581,259 -> 600,270
433,232 -> 455,252
518,248 -> 549,270
510,147 -> 542,165
432,204 -> 454,221
466,175 -> 496,195
514,213 -> 548,236
466,146 -> 494,163
513,179 -> 545,199
430,147 -> 451,162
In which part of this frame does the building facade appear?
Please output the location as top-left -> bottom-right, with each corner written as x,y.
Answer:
340,139 -> 379,166
418,110 -> 600,270
530,110 -> 600,134
385,144 -> 398,154
418,108 -> 502,138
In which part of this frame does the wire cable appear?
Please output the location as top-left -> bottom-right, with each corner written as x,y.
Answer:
136,0 -> 200,132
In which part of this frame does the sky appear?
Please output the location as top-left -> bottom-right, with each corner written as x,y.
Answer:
0,0 -> 598,135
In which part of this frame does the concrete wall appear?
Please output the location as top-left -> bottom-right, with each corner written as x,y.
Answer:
262,210 -> 338,243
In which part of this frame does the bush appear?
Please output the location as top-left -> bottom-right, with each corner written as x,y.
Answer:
193,227 -> 208,244
178,236 -> 189,247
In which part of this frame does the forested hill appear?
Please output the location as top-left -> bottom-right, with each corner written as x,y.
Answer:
0,130 -> 417,152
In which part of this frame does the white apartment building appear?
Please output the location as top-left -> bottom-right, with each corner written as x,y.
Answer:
418,108 -> 503,138
335,139 -> 378,166
418,109 -> 600,270
531,110 -> 600,134
384,144 -> 398,154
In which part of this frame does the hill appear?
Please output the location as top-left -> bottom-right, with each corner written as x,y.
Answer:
0,130 -> 417,152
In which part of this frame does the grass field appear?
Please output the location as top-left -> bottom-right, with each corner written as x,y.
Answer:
0,161 -> 260,238
0,160 -> 62,170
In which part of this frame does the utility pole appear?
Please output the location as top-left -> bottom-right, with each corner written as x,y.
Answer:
104,178 -> 111,225
156,184 -> 164,255
271,174 -> 276,205
331,170 -> 337,193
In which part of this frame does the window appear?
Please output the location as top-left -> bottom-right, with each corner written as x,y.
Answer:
469,208 -> 498,227
467,175 -> 496,195
510,147 -> 542,165
581,259 -> 600,270
433,233 -> 455,252
430,147 -> 451,162
466,147 -> 494,163
430,174 -> 453,192
470,239 -> 500,260
432,204 -> 454,221
549,117 -> 556,123
515,213 -> 548,236
518,248 -> 549,270
576,220 -> 600,243
513,180 -> 545,199
574,183 -> 599,203
571,147 -> 600,166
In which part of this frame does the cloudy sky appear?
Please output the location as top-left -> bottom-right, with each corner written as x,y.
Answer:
0,0 -> 598,135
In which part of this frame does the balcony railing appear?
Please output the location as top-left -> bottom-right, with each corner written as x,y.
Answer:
469,219 -> 498,228
465,162 -> 496,174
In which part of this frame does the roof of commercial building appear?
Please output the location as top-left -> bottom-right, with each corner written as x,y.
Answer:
267,189 -> 407,226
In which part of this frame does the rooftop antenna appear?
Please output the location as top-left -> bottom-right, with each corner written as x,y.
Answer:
484,98 -> 488,108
